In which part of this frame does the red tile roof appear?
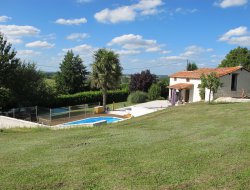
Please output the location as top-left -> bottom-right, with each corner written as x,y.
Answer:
168,83 -> 193,90
170,66 -> 243,79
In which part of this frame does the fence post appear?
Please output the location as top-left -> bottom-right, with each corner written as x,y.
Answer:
35,106 -> 38,122
50,108 -> 52,124
13,108 -> 15,118
69,106 -> 71,119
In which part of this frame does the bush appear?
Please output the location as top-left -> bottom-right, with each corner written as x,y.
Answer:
53,89 -> 129,107
148,84 -> 161,100
127,91 -> 148,104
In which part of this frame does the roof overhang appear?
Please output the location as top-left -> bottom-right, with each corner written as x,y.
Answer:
168,83 -> 193,90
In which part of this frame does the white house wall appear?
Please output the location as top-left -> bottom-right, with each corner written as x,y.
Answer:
169,77 -> 202,102
215,69 -> 250,99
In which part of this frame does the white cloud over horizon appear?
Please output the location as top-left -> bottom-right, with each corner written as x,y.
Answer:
215,0 -> 248,8
94,0 -> 164,24
108,34 -> 163,53
55,18 -> 87,25
219,26 -> 250,46
17,50 -> 41,57
26,40 -> 55,48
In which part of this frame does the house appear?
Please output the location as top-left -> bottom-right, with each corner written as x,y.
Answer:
168,66 -> 250,103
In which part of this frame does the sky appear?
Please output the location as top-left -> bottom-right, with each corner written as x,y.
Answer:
0,0 -> 250,75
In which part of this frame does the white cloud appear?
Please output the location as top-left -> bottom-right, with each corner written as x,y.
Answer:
26,40 -> 55,48
160,45 -> 213,64
66,33 -> 89,41
55,18 -> 87,25
215,0 -> 248,8
76,0 -> 92,3
94,6 -> 136,24
219,26 -> 250,46
207,48 -> 214,52
0,24 -> 40,37
161,50 -> 171,54
0,16 -> 11,22
108,34 -> 162,52
94,0 -> 163,24
0,24 -> 40,44
17,50 -> 41,57
115,49 -> 141,55
174,8 -> 198,14
180,45 -> 207,57
62,44 -> 96,55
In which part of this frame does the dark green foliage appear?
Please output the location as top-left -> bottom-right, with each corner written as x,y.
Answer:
127,91 -> 148,104
55,50 -> 88,94
148,84 -> 161,100
0,87 -> 11,108
129,70 -> 156,92
0,33 -> 20,88
199,86 -> 205,100
54,89 -> 129,107
186,61 -> 198,71
91,49 -> 123,109
0,33 -> 55,108
219,47 -> 250,70
157,77 -> 169,98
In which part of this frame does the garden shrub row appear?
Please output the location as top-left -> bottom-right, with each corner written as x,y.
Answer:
53,89 -> 129,107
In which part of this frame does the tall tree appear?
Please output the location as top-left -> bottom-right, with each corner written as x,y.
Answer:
129,70 -> 156,92
0,33 -> 55,108
91,49 -> 122,110
219,47 -> 250,70
200,72 -> 221,104
0,33 -> 20,88
56,50 -> 88,94
186,61 -> 198,71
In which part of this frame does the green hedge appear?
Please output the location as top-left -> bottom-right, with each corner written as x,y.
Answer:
53,89 -> 129,107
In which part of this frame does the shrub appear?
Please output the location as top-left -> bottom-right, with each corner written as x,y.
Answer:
199,86 -> 205,100
53,89 -> 129,107
127,91 -> 148,104
148,84 -> 161,100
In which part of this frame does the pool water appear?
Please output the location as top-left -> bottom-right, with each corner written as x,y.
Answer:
64,116 -> 123,125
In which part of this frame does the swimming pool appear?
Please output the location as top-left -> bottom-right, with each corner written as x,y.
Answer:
63,116 -> 123,126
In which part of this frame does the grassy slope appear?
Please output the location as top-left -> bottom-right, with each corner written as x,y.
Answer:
0,103 -> 250,189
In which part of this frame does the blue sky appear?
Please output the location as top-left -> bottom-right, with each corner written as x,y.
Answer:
0,0 -> 250,75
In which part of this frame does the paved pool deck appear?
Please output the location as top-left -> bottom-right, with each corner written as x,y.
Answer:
108,100 -> 171,117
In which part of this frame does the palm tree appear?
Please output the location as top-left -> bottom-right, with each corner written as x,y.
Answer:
91,49 -> 122,110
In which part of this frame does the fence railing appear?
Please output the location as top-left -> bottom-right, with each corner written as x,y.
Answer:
1,102 -> 101,126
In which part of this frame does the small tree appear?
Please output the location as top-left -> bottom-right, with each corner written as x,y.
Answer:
56,51 -> 88,94
157,77 -> 169,98
129,70 -> 156,92
186,61 -> 198,71
91,49 -> 122,110
148,84 -> 161,100
200,72 -> 221,103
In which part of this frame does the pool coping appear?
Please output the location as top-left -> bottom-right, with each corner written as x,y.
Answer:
54,116 -> 125,129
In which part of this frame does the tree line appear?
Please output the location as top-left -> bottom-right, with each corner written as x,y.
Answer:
1,31 -> 250,109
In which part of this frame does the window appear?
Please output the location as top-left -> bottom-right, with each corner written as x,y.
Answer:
231,74 -> 238,91
174,78 -> 177,81
186,78 -> 190,82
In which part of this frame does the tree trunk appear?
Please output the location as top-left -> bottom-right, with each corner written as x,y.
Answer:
209,89 -> 211,104
102,88 -> 107,111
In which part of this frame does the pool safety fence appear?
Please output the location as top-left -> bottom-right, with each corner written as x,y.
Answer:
0,102 -> 101,126
0,106 -> 38,122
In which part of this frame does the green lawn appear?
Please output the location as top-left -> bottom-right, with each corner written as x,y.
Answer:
0,103 -> 250,189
